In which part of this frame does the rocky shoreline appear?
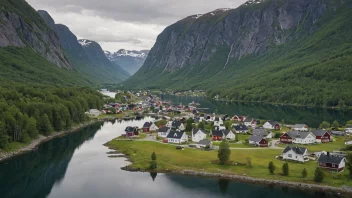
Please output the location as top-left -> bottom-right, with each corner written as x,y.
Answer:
0,118 -> 113,162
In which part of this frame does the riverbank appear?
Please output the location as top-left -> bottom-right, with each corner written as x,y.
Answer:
0,118 -> 113,162
105,140 -> 352,195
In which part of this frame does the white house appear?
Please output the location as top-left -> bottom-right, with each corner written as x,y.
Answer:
167,130 -> 188,144
263,121 -> 281,130
142,122 -> 159,132
345,124 -> 352,133
287,131 -> 316,144
214,117 -> 223,127
86,109 -> 103,117
252,129 -> 273,139
282,146 -> 308,163
192,129 -> 207,142
223,130 -> 236,140
293,124 -> 309,131
158,127 -> 171,138
243,117 -> 254,127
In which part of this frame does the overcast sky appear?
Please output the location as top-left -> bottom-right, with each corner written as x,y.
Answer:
27,0 -> 247,52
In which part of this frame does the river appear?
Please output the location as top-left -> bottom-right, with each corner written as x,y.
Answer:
162,95 -> 352,128
0,118 -> 338,198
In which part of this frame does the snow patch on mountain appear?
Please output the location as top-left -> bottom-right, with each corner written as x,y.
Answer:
244,0 -> 265,6
105,49 -> 148,58
78,39 -> 92,46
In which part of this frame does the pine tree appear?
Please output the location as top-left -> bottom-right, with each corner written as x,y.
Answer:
282,163 -> 289,176
268,161 -> 275,174
151,151 -> 156,161
314,167 -> 324,182
150,151 -> 157,170
218,140 -> 231,165
302,168 -> 307,178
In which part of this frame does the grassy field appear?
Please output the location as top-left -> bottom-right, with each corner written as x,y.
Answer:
213,141 -> 254,148
116,133 -> 147,140
106,140 -> 352,187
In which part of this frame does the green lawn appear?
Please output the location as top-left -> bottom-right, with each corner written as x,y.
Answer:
115,133 -> 147,140
105,140 -> 352,187
213,141 -> 254,148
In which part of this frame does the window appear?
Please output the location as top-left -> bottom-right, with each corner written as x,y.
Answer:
288,154 -> 292,158
332,164 -> 336,168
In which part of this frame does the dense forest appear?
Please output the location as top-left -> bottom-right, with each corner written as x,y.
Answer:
0,81 -> 104,149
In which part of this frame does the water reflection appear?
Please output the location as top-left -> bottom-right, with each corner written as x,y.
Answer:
150,172 -> 157,182
162,95 -> 352,127
0,122 -> 103,198
218,179 -> 230,194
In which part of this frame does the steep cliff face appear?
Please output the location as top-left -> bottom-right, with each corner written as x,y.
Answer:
38,10 -> 130,83
0,1 -> 72,69
105,49 -> 149,75
124,0 -> 352,107
141,0 -> 328,72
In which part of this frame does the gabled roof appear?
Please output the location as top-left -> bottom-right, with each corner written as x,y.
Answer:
249,136 -> 264,142
125,126 -> 136,132
283,146 -> 307,155
192,128 -> 206,135
222,130 -> 232,136
166,130 -> 185,139
172,121 -> 182,127
318,154 -> 345,164
243,117 -> 253,122
198,139 -> 211,146
294,124 -> 308,128
143,122 -> 153,128
252,129 -> 268,137
233,124 -> 248,131
215,117 -> 220,121
268,121 -> 279,126
158,126 -> 170,132
287,131 -> 314,139
211,130 -> 224,137
312,130 -> 329,136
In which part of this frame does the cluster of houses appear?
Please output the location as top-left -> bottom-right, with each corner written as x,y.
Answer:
281,146 -> 347,172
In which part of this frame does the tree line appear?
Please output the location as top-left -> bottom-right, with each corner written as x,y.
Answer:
0,84 -> 104,149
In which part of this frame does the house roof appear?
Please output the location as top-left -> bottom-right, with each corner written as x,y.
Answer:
268,121 -> 279,126
287,131 -> 314,139
125,126 -> 136,132
222,130 -> 232,136
211,130 -> 224,137
294,124 -> 307,128
166,130 -> 185,139
192,128 -> 206,135
215,117 -> 220,121
172,121 -> 182,127
283,146 -> 307,155
158,126 -> 170,132
249,136 -> 264,142
252,129 -> 268,137
318,154 -> 345,164
233,124 -> 248,131
243,117 -> 253,122
143,122 -> 153,128
198,139 -> 211,146
312,130 -> 329,136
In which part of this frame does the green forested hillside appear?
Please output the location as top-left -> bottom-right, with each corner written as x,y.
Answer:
123,0 -> 352,107
0,82 -> 104,150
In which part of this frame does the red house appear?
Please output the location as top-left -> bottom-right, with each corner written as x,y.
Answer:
233,115 -> 246,122
312,130 -> 331,143
318,153 -> 346,172
280,132 -> 293,143
211,130 -> 224,141
125,126 -> 139,137
249,136 -> 268,147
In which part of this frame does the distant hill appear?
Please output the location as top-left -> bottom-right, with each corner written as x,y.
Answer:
105,49 -> 149,75
124,0 -> 352,107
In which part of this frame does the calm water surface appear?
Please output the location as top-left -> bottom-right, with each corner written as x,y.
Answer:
0,118 -> 337,198
162,95 -> 352,128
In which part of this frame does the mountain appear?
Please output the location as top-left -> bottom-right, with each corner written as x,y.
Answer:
124,0 -> 352,107
0,0 -> 72,70
105,49 -> 149,75
38,10 -> 130,84
0,0 -> 93,85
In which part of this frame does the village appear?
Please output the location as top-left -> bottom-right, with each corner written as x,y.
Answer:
94,91 -> 352,177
